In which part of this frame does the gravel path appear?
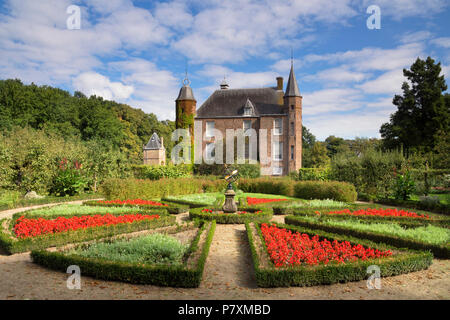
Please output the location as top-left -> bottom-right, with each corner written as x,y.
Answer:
0,210 -> 449,300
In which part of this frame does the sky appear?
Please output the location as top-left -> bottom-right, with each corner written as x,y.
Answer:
0,0 -> 449,141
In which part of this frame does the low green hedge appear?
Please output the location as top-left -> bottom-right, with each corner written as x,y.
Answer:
131,164 -> 193,180
0,193 -> 101,211
246,222 -> 433,287
238,178 -> 294,196
83,200 -> 189,215
30,221 -> 216,287
294,181 -> 357,202
100,178 -> 226,200
284,215 -> 450,259
160,197 -> 210,209
0,215 -> 176,254
272,204 -> 365,215
374,198 -> 450,215
189,207 -> 272,224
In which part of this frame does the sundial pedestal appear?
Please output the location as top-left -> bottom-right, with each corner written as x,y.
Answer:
222,188 -> 237,213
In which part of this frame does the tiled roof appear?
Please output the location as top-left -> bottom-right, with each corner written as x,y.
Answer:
144,132 -> 162,150
196,87 -> 285,118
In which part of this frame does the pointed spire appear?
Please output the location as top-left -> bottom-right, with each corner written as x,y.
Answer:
285,59 -> 301,97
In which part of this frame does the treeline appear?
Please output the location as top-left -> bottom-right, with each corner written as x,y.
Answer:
0,79 -> 175,162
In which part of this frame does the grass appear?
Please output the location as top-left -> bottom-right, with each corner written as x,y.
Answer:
279,199 -> 350,208
21,204 -> 147,218
299,216 -> 450,245
0,190 -> 101,211
69,233 -> 188,265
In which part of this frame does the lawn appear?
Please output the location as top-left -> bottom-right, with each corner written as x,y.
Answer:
20,204 -> 148,218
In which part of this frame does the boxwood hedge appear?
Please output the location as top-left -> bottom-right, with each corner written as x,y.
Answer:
83,200 -> 189,215
246,222 -> 433,287
189,207 -> 272,224
30,221 -> 216,287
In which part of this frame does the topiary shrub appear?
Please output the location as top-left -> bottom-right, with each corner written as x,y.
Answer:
293,181 -> 357,202
238,178 -> 294,196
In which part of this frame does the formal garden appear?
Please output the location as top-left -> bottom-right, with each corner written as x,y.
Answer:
0,164 -> 448,297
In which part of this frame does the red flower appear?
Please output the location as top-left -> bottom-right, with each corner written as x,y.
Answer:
324,208 -> 430,220
260,223 -> 392,268
247,197 -> 288,205
13,213 -> 160,239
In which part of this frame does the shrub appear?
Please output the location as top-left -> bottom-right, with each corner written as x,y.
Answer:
238,178 -> 294,196
100,178 -> 226,199
193,163 -> 261,178
50,159 -> 88,196
297,167 -> 331,181
131,164 -> 192,180
393,169 -> 416,200
294,181 -> 357,202
71,233 -> 188,265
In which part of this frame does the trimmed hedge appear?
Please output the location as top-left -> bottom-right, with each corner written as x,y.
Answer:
100,178 -> 226,199
189,207 -> 272,224
30,221 -> 216,287
272,203 -> 365,215
294,181 -> 357,202
131,164 -> 192,180
246,222 -> 433,287
0,193 -> 101,211
374,198 -> 450,215
284,215 -> 450,259
238,178 -> 294,196
194,163 -> 261,178
0,215 -> 176,254
160,197 -> 211,209
83,200 -> 189,215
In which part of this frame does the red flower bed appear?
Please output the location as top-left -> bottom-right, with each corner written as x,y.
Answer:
97,199 -> 168,207
14,213 -> 160,239
201,209 -> 263,215
318,208 -> 430,219
261,223 -> 392,267
247,197 -> 288,205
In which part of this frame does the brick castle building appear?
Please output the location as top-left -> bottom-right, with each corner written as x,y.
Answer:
175,63 -> 303,176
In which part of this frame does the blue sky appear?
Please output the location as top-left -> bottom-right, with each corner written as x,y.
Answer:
0,0 -> 449,140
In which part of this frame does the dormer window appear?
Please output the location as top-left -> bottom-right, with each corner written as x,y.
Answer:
243,98 -> 255,117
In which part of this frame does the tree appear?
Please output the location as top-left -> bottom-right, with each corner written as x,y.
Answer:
325,135 -> 349,157
304,142 -> 330,168
380,57 -> 449,153
302,126 -> 316,149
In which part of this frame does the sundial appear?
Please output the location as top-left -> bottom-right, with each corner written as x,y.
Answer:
222,164 -> 239,213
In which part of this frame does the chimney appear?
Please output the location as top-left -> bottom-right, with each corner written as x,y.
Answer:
276,77 -> 283,90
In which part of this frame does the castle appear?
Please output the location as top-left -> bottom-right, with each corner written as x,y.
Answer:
174,62 -> 303,176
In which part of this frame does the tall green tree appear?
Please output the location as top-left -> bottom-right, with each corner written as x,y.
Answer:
380,57 -> 449,153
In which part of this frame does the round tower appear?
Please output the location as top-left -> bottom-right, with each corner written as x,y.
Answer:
175,77 -> 196,162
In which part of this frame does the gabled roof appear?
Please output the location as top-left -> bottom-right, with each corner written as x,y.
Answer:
196,87 -> 285,118
285,64 -> 301,97
144,132 -> 162,150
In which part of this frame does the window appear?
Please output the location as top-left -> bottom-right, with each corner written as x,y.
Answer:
206,142 -> 215,160
243,120 -> 252,135
273,167 -> 283,175
290,122 -> 294,136
273,141 -> 283,160
291,105 -> 294,111
274,118 -> 282,135
205,121 -> 215,137
244,107 -> 253,116
291,145 -> 294,160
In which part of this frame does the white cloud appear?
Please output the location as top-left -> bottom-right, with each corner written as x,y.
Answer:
73,72 -> 134,100
400,31 -> 433,44
430,37 -> 450,48
304,67 -> 370,84
302,88 -> 364,115
359,0 -> 447,20
357,69 -> 405,94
